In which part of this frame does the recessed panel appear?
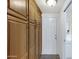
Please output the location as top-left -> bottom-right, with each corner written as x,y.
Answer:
9,0 -> 28,17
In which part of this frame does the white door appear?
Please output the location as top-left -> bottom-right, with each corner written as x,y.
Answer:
42,17 -> 57,54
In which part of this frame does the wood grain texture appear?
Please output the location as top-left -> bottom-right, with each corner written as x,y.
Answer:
35,24 -> 39,59
8,15 -> 28,59
8,0 -> 42,59
29,23 -> 36,59
9,0 -> 28,17
8,9 -> 27,21
29,0 -> 35,23
29,0 -> 42,59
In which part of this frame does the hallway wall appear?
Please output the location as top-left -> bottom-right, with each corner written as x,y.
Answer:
56,11 -> 65,59
56,0 -> 72,59
56,12 -> 62,58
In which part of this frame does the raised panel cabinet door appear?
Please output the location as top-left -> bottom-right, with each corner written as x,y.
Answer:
8,16 -> 28,59
35,10 -> 42,59
8,0 -> 28,17
29,23 -> 36,59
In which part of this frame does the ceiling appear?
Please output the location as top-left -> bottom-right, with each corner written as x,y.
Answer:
35,0 -> 65,13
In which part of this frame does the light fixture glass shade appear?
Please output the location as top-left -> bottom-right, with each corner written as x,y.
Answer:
46,0 -> 57,7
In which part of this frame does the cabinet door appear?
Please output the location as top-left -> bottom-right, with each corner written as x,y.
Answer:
29,23 -> 36,59
8,15 -> 28,59
35,9 -> 42,59
8,0 -> 28,17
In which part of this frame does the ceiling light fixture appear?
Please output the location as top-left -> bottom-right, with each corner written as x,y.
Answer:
46,0 -> 57,7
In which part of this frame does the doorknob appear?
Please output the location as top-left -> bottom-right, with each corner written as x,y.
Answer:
54,34 -> 57,40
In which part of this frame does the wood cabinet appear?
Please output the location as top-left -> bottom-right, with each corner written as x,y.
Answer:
8,0 -> 42,59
